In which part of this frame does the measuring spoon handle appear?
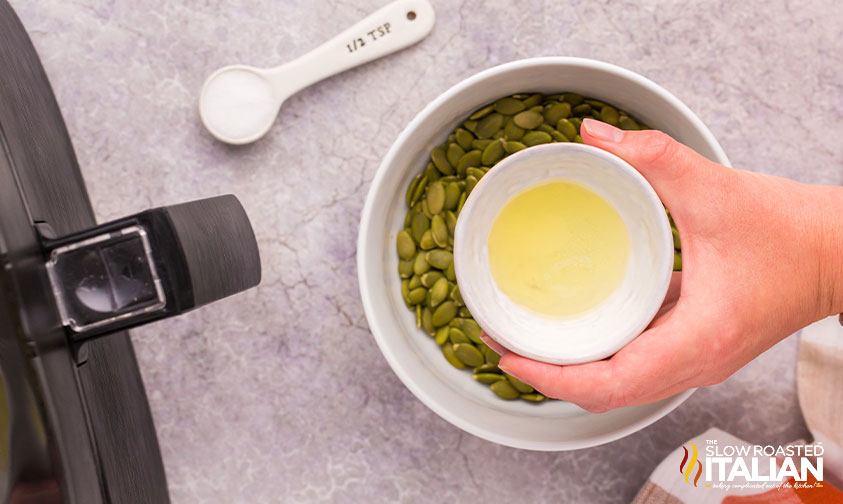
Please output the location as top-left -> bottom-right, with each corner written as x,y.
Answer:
268,0 -> 434,96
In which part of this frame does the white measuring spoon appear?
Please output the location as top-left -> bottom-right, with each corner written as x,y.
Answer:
199,0 -> 435,145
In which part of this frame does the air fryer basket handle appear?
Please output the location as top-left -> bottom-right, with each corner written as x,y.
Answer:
41,194 -> 261,340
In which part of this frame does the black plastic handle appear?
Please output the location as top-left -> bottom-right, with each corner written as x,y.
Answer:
41,194 -> 261,340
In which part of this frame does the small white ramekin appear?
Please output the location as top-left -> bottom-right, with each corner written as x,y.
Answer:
454,142 -> 674,365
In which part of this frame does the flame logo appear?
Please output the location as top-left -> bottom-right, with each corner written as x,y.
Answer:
679,441 -> 703,487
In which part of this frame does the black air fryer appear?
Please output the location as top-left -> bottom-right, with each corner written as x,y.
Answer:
0,2 -> 261,502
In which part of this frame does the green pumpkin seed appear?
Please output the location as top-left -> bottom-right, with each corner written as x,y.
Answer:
457,307 -> 470,318
415,304 -> 422,328
474,363 -> 501,374
447,143 -> 465,168
408,274 -> 422,289
573,134 -> 583,143
443,182 -> 461,210
435,326 -> 450,345
674,251 -> 682,271
405,173 -> 422,207
421,199 -> 434,219
442,343 -> 465,369
409,174 -> 428,206
471,139 -> 493,151
431,215 -> 448,247
401,279 -> 411,306
419,229 -> 436,250
672,227 -> 681,250
562,92 -> 584,106
520,393 -> 547,402
556,118 -> 577,140
522,93 -> 543,108
503,119 -> 525,141
585,98 -> 607,108
445,211 -> 457,236
445,261 -> 456,281
466,167 -> 485,180
469,103 -> 495,120
463,119 -> 478,133
413,250 -> 430,276
490,380 -> 519,399
456,192 -> 467,215
506,374 -> 534,393
398,259 -> 413,278
572,103 -> 592,116
483,345 -> 500,365
407,287 -> 426,305
426,249 -> 453,270
451,318 -> 482,344
455,128 -> 474,150
396,230 -> 415,260
448,327 -> 469,344
429,277 -> 450,308
423,162 -> 440,182
543,102 -> 572,125
481,139 -> 505,165
473,373 -> 505,384
453,343 -> 484,367
550,131 -> 567,142
504,141 -> 527,154
421,271 -> 444,288
410,212 -> 429,242
456,149 -> 482,176
619,115 -> 640,130
465,175 -> 478,196
522,131 -> 552,146
421,306 -> 434,334
475,113 -> 504,139
513,110 -> 543,129
600,106 -> 619,126
494,97 -> 526,115
426,181 -> 445,215
450,284 -> 464,305
430,147 -> 453,175
432,301 -> 458,326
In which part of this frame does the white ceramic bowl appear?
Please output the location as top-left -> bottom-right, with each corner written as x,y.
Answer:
357,57 -> 730,450
454,143 -> 674,365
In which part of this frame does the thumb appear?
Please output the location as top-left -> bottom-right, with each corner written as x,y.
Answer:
580,118 -> 732,218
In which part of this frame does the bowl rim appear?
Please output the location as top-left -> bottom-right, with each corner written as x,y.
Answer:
453,142 -> 674,365
357,56 -> 730,450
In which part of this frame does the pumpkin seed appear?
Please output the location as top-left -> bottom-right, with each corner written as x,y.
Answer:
435,326 -> 450,345
444,261 -> 456,281
421,271 -> 444,288
469,103 -> 495,120
405,173 -> 422,207
419,229 -> 436,250
396,230 -> 415,260
473,373 -> 505,384
600,106 -> 619,126
475,113 -> 504,139
543,102 -> 571,125
429,215 -> 446,247
448,327 -> 469,344
585,98 -> 607,108
474,363 -> 501,374
490,380 -> 519,399
520,393 -> 547,402
431,301 -> 457,327
513,110 -> 543,129
456,191 -> 467,215
398,259 -> 413,278
429,277 -> 450,308
504,141 -> 527,154
455,128 -> 474,150
463,119 -> 478,133
426,249 -> 453,270
522,93 -> 543,108
408,274 -> 422,289
674,251 -> 682,271
410,212 -> 429,242
421,306 -> 434,334
443,182 -> 461,210
445,211 -> 457,236
483,345 -> 501,365
465,175 -> 478,196
426,181 -> 445,215
619,115 -> 640,130
522,131 -> 552,146
442,343 -> 465,369
450,284 -> 464,305
573,134 -> 583,143
494,97 -> 526,115
503,119 -> 525,141
453,343 -> 484,367
481,138 -> 505,165
413,250 -> 430,276
466,167 -> 486,180
415,304 -> 422,328
572,103 -> 592,116
562,92 -> 584,105
407,287 -> 426,305
456,149 -> 482,176
431,147 -> 453,175
409,174 -> 428,206
673,227 -> 681,250
506,374 -> 534,393
401,280 -> 411,306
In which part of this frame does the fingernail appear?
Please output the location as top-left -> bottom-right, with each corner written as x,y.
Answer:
582,118 -> 624,143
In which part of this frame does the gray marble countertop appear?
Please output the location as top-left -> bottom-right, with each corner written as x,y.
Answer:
12,0 -> 843,502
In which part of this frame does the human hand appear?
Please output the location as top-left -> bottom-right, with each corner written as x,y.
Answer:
482,118 -> 843,412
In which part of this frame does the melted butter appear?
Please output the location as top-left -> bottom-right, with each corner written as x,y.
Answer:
488,180 -> 630,317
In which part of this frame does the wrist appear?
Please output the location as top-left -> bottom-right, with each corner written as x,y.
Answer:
807,184 -> 843,320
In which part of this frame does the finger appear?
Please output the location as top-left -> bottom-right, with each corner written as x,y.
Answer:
664,271 -> 682,307
480,331 -> 507,355
498,309 -> 700,412
580,119 -> 733,222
